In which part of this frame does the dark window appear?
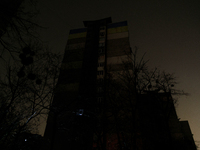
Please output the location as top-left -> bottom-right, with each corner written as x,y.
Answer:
97,71 -> 103,75
97,97 -> 103,103
100,62 -> 104,67
99,37 -> 105,41
97,78 -> 104,84
97,87 -> 104,93
99,78 -> 104,83
98,47 -> 104,54
99,43 -> 105,47
97,62 -> 104,67
100,26 -> 105,30
100,32 -> 105,37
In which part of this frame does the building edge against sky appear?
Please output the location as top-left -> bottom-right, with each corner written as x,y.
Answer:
43,17 -> 196,150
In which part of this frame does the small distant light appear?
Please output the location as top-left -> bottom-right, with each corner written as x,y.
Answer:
76,109 -> 84,116
25,139 -> 27,141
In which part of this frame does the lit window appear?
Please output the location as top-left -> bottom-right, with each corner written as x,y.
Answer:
76,109 -> 84,116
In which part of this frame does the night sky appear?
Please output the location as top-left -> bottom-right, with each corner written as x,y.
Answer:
36,0 -> 200,144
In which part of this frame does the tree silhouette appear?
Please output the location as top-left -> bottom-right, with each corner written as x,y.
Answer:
0,1 -> 62,149
0,45 -> 61,149
93,47 -> 188,150
0,0 -> 40,61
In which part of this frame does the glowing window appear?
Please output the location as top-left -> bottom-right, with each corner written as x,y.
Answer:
76,109 -> 84,116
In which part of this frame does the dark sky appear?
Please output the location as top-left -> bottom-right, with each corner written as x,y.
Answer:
37,0 -> 200,144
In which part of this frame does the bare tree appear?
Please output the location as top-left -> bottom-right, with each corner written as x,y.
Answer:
0,1 -> 64,149
0,0 -> 40,61
93,47 -> 188,150
0,44 -> 61,149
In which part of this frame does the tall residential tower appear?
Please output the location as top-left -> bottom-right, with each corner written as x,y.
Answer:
44,17 -> 132,150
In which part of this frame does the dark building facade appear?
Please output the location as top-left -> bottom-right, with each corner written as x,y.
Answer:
137,92 -> 196,150
44,18 -> 196,150
44,17 -> 132,150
